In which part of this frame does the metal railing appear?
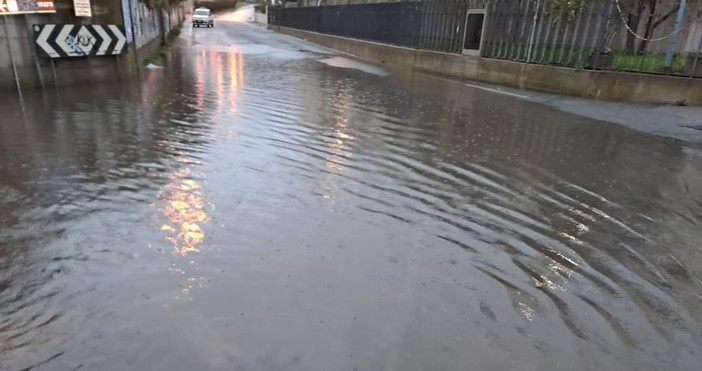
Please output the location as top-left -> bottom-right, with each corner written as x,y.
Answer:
270,2 -> 423,47
270,0 -> 702,77
482,0 -> 614,68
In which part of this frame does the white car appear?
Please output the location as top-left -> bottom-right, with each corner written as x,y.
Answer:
193,8 -> 214,28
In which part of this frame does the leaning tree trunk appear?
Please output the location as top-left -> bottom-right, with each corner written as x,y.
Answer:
625,0 -> 646,53
637,0 -> 658,54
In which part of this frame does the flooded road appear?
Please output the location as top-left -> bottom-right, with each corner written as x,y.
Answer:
1,14 -> 702,371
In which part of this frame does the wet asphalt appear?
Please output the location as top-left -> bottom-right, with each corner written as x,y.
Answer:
1,9 -> 701,371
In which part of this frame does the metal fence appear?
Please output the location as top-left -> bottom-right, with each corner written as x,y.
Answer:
270,0 -> 702,77
483,0 -> 614,68
269,2 -> 421,47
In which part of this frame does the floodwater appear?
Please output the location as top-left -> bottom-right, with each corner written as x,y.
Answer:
1,16 -> 702,371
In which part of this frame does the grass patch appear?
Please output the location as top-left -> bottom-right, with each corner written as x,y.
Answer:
481,42 -> 689,73
145,25 -> 182,66
612,53 -> 687,73
484,43 -> 594,67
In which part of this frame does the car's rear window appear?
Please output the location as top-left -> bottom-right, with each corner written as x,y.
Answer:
194,9 -> 209,16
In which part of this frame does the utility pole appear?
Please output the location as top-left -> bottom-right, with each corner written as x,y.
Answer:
3,15 -> 24,105
664,0 -> 686,68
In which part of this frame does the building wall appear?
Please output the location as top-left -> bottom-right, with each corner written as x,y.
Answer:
0,0 -> 126,90
254,11 -> 268,24
127,0 -> 162,49
0,0 -> 190,91
123,0 -> 191,67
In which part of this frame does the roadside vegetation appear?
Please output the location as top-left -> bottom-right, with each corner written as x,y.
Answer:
146,26 -> 182,66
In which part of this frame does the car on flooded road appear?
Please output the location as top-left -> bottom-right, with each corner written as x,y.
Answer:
193,7 -> 214,28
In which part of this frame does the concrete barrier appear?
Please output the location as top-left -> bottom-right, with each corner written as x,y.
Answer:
273,26 -> 702,105
254,12 -> 268,25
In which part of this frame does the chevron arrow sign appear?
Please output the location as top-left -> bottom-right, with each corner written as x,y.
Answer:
33,24 -> 127,58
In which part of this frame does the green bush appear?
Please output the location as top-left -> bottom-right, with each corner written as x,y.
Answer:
145,25 -> 182,66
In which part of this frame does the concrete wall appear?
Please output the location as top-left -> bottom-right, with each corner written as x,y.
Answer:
273,26 -> 702,105
0,0 -> 127,90
254,3 -> 270,24
254,12 -> 268,24
0,0 -> 189,91
124,0 -> 190,68
127,0 -> 163,49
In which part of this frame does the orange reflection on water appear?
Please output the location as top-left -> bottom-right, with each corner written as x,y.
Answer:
213,51 -> 225,108
160,168 -> 211,256
192,49 -> 245,116
231,53 -> 243,88
229,53 -> 244,114
324,98 -> 353,173
194,49 -> 207,112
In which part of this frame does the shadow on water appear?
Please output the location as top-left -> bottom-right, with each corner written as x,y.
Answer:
1,31 -> 701,371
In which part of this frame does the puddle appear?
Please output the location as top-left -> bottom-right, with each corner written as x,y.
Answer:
190,44 -> 308,59
318,56 -> 389,76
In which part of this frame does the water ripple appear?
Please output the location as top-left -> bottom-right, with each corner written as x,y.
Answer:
0,32 -> 701,371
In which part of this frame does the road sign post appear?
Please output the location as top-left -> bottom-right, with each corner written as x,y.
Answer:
3,15 -> 23,104
24,14 -> 45,88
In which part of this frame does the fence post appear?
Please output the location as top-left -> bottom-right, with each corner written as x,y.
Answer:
24,14 -> 45,89
664,0 -> 686,68
596,0 -> 614,54
689,22 -> 702,78
526,0 -> 541,63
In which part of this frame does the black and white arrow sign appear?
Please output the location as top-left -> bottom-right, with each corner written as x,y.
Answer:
34,24 -> 127,58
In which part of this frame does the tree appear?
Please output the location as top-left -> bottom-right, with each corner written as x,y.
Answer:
619,0 -> 701,54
